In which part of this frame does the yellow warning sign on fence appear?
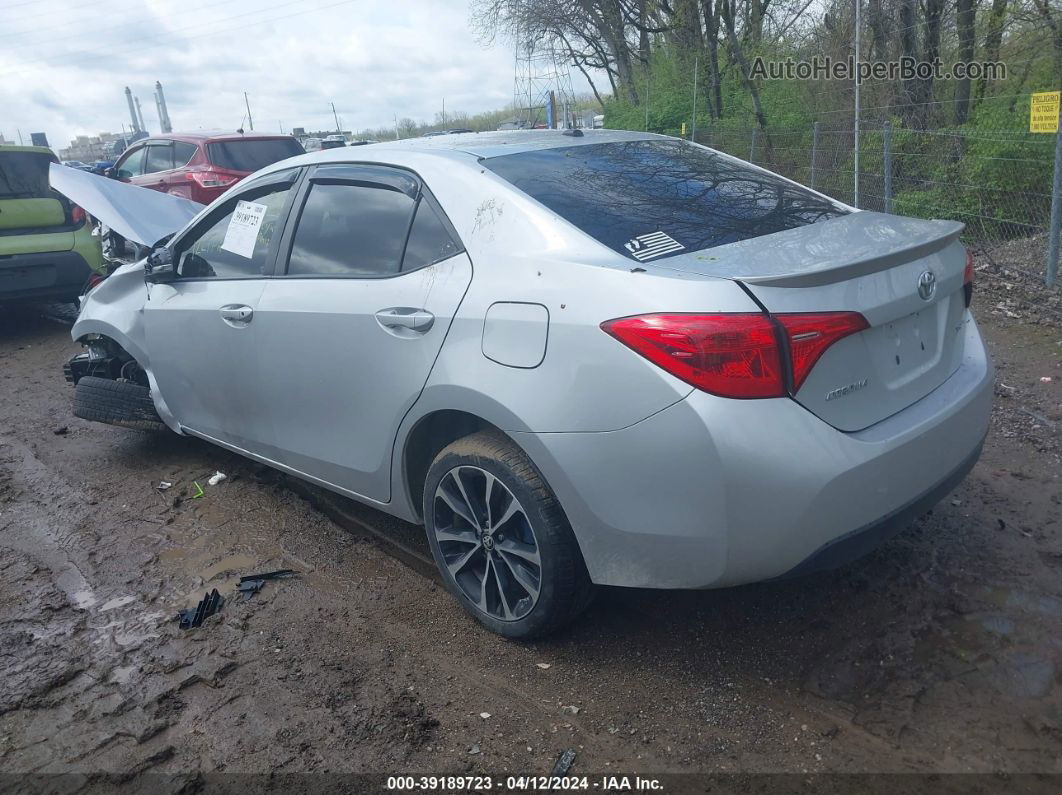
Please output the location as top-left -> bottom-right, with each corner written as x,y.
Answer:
1030,91 -> 1060,133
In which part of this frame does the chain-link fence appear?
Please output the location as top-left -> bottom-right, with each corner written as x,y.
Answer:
651,93 -> 1062,314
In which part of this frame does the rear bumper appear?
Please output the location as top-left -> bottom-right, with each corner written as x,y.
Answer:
514,314 -> 993,589
775,434 -> 984,579
0,249 -> 95,302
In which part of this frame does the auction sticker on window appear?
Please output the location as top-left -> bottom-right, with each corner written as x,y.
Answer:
221,200 -> 267,259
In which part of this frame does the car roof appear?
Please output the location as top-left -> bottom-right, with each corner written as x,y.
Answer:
0,144 -> 55,157
141,131 -> 297,144
294,128 -> 665,164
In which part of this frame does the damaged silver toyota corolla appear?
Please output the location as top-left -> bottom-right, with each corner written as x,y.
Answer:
66,130 -> 992,638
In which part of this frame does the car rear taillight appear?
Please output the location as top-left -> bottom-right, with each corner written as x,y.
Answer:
601,311 -> 868,399
71,205 -> 86,224
188,170 -> 239,188
601,314 -> 786,398
963,249 -> 975,308
774,312 -> 869,391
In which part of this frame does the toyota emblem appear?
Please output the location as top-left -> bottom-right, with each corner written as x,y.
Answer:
917,270 -> 937,301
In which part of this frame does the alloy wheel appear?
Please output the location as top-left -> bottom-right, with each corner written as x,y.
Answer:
431,465 -> 541,621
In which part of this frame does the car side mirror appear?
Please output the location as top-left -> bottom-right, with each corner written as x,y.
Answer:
144,246 -> 175,283
104,168 -> 117,179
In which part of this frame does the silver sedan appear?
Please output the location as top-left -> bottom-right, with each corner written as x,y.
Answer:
68,130 -> 992,637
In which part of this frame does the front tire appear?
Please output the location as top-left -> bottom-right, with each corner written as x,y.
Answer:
423,431 -> 593,639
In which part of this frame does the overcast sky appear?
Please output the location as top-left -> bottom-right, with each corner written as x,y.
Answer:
0,0 -> 524,148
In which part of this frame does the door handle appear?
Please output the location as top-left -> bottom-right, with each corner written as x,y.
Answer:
375,308 -> 434,333
219,304 -> 253,325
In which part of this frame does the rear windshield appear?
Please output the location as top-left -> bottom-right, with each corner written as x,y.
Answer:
0,151 -> 52,198
206,139 -> 304,172
483,139 -> 848,261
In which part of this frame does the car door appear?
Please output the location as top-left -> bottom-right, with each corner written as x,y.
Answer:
136,141 -> 176,193
143,168 -> 302,455
252,163 -> 473,503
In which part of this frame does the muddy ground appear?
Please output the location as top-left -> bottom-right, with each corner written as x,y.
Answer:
0,273 -> 1060,790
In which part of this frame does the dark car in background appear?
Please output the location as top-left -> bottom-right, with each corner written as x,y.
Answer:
111,132 -> 304,205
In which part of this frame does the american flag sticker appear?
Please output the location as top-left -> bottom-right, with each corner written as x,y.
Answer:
624,231 -> 685,261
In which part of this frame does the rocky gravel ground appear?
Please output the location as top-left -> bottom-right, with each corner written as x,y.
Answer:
0,278 -> 1059,792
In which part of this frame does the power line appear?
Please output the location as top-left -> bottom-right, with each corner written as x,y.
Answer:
1,0 -> 227,46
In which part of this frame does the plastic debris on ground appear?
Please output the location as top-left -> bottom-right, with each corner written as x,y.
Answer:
177,589 -> 224,630
157,481 -> 172,491
237,569 -> 297,601
208,471 -> 227,486
551,749 -> 577,776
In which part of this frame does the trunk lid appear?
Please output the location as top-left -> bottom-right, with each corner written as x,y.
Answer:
648,211 -> 968,431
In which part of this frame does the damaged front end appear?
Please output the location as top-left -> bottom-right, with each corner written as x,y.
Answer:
64,333 -> 147,387
65,259 -> 174,432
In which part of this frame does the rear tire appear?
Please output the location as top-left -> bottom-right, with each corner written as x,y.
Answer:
423,431 -> 594,639
73,376 -> 165,432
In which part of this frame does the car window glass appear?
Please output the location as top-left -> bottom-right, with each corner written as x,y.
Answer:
173,142 -> 197,168
483,139 -> 848,261
287,182 -> 415,277
178,183 -> 294,279
401,199 -> 460,271
206,139 -> 304,172
143,145 -> 173,174
116,148 -> 145,178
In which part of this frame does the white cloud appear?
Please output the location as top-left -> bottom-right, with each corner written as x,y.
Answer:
0,0 -> 531,147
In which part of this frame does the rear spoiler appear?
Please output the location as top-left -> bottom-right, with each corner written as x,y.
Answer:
650,211 -> 965,289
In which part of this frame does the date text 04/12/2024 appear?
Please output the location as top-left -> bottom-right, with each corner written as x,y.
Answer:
385,775 -> 665,791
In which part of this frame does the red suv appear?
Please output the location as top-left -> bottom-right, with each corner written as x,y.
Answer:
111,132 -> 305,205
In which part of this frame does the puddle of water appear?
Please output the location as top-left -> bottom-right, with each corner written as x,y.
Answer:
99,595 -> 135,612
55,567 -> 96,610
92,619 -> 159,648
110,665 -> 137,685
984,587 -> 1062,618
198,554 -> 260,582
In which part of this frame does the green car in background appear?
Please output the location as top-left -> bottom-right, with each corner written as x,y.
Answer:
1,145 -> 105,303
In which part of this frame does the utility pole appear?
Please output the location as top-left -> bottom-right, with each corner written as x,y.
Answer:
853,0 -> 861,208
331,102 -> 341,133
17,128 -> 23,145
394,114 -> 400,140
244,92 -> 254,131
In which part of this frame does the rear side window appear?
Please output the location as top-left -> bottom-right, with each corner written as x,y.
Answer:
173,142 -> 198,168
207,139 -> 304,172
483,139 -> 848,261
402,199 -> 460,271
0,152 -> 51,198
286,183 -> 416,277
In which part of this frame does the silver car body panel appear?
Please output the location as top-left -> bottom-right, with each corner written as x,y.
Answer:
73,129 -> 993,588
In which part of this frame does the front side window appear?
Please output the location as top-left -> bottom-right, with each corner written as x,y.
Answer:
116,147 -> 145,178
286,182 -> 416,277
177,180 -> 295,278
143,145 -> 174,174
483,139 -> 848,262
